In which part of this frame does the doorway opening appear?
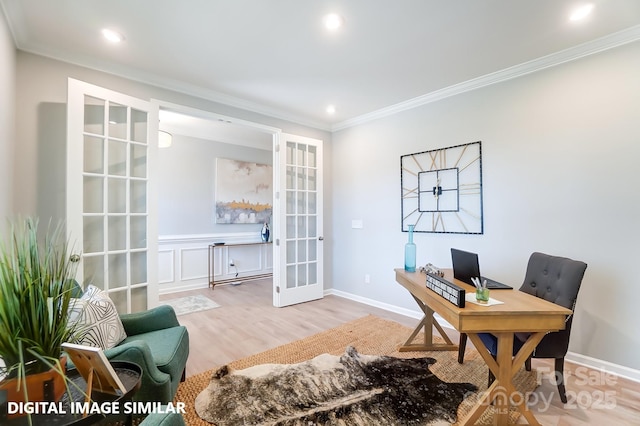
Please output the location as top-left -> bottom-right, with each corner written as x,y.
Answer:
154,104 -> 278,303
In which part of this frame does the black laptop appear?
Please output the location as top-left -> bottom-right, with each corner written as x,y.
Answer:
450,248 -> 513,290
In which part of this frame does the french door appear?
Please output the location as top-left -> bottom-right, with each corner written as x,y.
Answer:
66,78 -> 158,313
273,133 -> 324,307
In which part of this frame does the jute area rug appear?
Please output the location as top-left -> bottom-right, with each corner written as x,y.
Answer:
175,315 -> 537,425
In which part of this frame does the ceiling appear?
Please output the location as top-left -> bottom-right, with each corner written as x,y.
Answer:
2,0 -> 640,131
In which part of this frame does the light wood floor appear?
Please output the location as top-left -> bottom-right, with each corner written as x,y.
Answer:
161,279 -> 640,425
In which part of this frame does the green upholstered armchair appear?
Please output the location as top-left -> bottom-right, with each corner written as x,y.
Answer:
104,305 -> 189,404
139,411 -> 186,426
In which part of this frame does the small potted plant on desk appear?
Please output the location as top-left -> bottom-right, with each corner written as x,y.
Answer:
0,218 -> 81,418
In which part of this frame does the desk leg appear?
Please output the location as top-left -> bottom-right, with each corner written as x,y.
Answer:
461,332 -> 545,426
398,294 -> 458,352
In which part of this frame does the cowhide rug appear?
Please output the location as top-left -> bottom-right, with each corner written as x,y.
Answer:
195,346 -> 477,425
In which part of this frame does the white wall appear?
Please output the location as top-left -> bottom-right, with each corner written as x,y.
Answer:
0,8 -> 15,220
331,41 -> 640,371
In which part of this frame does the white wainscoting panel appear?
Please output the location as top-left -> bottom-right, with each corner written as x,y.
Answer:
158,249 -> 175,284
180,247 -> 208,281
159,233 -> 273,294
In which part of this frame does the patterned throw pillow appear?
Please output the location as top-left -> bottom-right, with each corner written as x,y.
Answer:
68,285 -> 127,349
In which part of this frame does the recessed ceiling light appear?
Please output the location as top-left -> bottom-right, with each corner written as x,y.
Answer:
326,105 -> 336,115
323,13 -> 344,31
102,28 -> 125,43
569,4 -> 594,22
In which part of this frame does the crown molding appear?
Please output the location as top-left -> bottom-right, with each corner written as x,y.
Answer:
15,42 -> 333,132
332,24 -> 640,132
10,19 -> 640,134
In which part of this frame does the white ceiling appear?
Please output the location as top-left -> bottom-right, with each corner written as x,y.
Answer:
2,0 -> 640,131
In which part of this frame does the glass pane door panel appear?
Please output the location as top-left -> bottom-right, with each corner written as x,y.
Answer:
109,290 -> 127,314
108,178 -> 127,213
83,216 -> 104,253
297,264 -> 307,287
108,253 -> 127,288
286,191 -> 295,214
286,265 -> 296,289
108,216 -> 126,251
130,109 -> 148,143
308,192 -> 317,214
131,286 -> 148,312
308,241 -> 317,261
84,136 -> 104,174
286,241 -> 296,264
297,240 -> 307,262
308,217 -> 317,237
297,216 -> 307,238
84,96 -> 105,135
286,142 -> 295,164
286,166 -> 295,189
109,103 -> 128,140
297,145 -> 307,166
308,146 -> 317,167
130,144 -> 147,178
308,168 -> 316,191
297,167 -> 306,190
83,176 -> 104,213
297,192 -> 307,214
108,140 -> 127,176
130,180 -> 147,213
286,216 -> 296,238
309,263 -> 317,285
83,256 -> 104,288
130,216 -> 146,249
130,251 -> 147,285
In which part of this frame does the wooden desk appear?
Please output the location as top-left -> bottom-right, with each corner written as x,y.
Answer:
395,268 -> 572,426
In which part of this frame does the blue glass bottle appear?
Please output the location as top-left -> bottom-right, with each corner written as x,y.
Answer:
404,224 -> 416,272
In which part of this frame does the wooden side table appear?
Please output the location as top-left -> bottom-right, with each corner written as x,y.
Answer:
1,361 -> 142,426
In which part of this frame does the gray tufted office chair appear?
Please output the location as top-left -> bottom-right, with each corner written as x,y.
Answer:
458,252 -> 587,403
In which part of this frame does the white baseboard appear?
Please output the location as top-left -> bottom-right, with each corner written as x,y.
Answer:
326,288 -> 640,384
565,351 -> 640,384
160,281 -> 209,294
327,288 -> 423,320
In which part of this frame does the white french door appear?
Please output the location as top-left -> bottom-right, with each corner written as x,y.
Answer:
273,133 -> 324,307
66,78 -> 158,313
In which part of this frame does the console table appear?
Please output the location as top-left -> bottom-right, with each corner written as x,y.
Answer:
208,242 -> 272,289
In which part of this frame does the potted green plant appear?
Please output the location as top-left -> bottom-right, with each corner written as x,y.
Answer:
0,217 -> 81,406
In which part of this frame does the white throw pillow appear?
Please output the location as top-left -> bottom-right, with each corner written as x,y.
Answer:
68,285 -> 127,349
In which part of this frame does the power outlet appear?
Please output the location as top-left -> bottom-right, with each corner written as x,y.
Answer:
364,274 -> 371,284
229,259 -> 235,267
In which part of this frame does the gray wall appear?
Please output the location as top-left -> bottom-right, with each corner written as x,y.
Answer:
158,134 -> 272,235
13,52 -> 333,289
0,9 -> 15,222
331,40 -> 640,371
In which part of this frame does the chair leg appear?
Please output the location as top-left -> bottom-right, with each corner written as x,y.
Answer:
458,333 -> 468,364
555,358 -> 567,404
525,356 -> 532,371
181,368 -> 186,382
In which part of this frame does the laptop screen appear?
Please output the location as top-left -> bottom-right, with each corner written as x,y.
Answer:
451,248 -> 481,285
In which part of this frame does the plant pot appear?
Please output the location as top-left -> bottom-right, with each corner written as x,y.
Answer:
0,356 -> 67,417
